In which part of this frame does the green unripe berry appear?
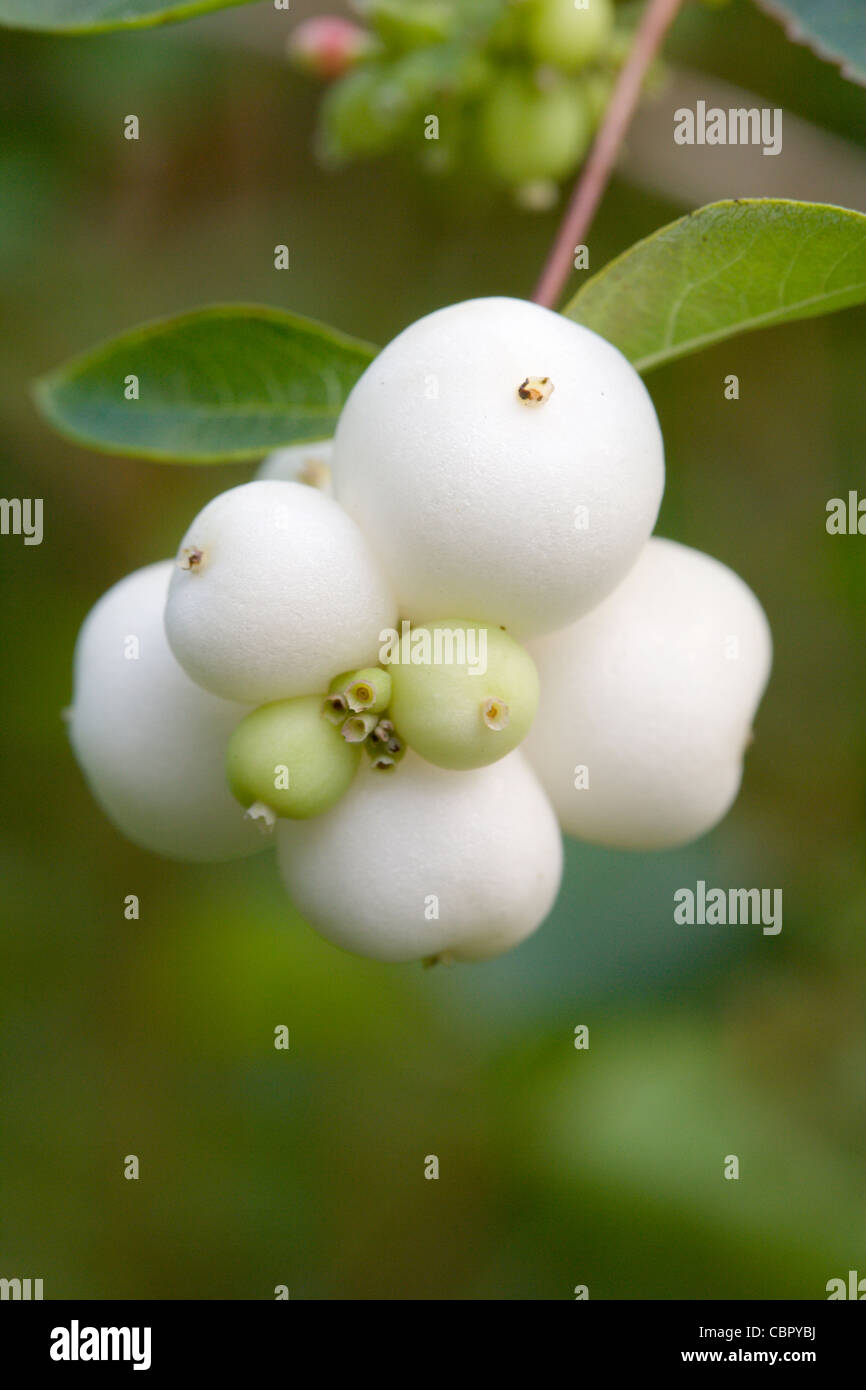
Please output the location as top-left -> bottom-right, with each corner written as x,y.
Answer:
386,620 -> 539,770
477,73 -> 591,186
318,66 -> 407,162
526,0 -> 615,73
362,0 -> 454,51
226,695 -> 361,821
328,669 -> 356,695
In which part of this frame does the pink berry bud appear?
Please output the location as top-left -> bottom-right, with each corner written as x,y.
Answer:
288,17 -> 374,81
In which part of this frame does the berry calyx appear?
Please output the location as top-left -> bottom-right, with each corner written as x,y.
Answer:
342,711 -> 379,742
517,375 -> 554,404
256,440 -> 334,492
332,665 -> 392,714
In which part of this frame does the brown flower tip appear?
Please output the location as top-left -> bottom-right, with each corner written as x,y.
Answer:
322,692 -> 348,725
298,458 -> 331,491
517,376 -> 554,405
371,753 -> 396,771
178,546 -> 204,571
481,697 -> 509,731
369,718 -> 395,745
342,712 -> 378,743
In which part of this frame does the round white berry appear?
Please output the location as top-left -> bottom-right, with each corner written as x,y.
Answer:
523,538 -> 773,849
330,297 -> 664,638
68,561 -> 266,862
256,439 -> 333,493
164,480 -> 398,704
276,751 -> 563,962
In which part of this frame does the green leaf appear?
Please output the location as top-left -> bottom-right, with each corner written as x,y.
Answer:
34,305 -> 377,463
0,0 -> 260,34
564,199 -> 866,373
753,0 -> 866,86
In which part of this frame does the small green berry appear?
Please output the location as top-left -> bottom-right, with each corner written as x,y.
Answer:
386,620 -> 539,770
477,73 -> 591,186
318,66 -> 406,163
226,695 -> 361,821
526,0 -> 615,73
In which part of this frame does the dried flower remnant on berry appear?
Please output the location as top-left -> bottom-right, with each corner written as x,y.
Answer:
482,697 -> 510,731
369,718 -> 395,745
298,457 -> 332,490
517,376 -> 554,404
178,546 -> 204,571
422,951 -> 455,968
323,691 -> 349,724
371,753 -> 397,771
344,667 -> 392,714
342,712 -> 379,743
245,801 -> 277,832
349,681 -> 375,710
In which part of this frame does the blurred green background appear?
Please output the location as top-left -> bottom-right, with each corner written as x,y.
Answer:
1,0 -> 865,1299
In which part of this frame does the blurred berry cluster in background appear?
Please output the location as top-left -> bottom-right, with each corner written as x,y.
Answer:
1,0 -> 865,1299
290,0 -> 657,209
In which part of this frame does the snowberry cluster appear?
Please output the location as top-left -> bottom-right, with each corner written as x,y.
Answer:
69,297 -> 772,964
292,0 -> 636,207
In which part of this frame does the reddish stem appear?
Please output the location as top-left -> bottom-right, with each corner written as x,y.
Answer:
532,0 -> 685,310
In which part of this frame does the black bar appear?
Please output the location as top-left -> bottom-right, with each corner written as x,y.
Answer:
1,1299 -> 859,1373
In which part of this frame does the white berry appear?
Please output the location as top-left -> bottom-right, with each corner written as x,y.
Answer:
276,751 -> 563,962
68,561 -> 266,862
330,297 -> 664,638
164,480 -> 398,703
523,538 -> 773,849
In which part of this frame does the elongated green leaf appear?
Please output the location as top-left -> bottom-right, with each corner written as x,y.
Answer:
564,199 -> 866,373
754,0 -> 866,86
0,0 -> 259,34
35,305 -> 377,462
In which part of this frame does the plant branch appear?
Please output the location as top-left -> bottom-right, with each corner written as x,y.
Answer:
532,0 -> 685,310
